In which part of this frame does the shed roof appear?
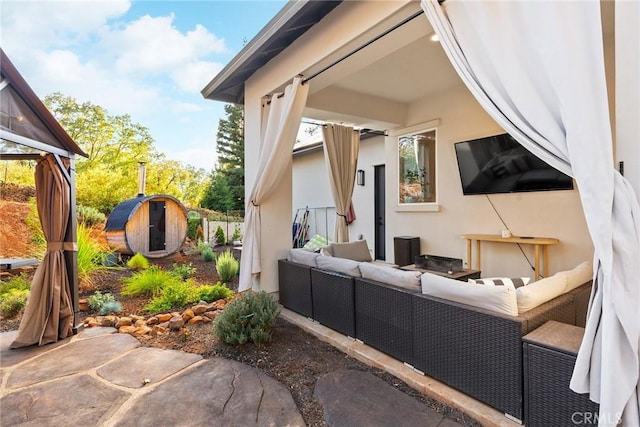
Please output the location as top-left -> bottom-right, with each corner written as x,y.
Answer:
0,48 -> 87,160
104,194 -> 184,231
201,0 -> 342,104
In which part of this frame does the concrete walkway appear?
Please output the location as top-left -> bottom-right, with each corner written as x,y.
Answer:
1,327 -> 463,426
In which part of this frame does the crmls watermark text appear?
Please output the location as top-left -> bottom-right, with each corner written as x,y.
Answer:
572,411 -> 622,425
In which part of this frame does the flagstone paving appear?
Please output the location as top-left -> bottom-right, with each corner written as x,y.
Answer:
1,326 -> 465,426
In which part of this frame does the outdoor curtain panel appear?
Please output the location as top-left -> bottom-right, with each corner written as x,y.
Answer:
11,154 -> 74,348
322,124 -> 360,243
239,77 -> 309,292
422,0 -> 640,425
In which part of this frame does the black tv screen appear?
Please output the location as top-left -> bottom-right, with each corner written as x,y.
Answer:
454,133 -> 574,195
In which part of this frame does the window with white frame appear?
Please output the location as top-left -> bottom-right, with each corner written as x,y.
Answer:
398,129 -> 436,204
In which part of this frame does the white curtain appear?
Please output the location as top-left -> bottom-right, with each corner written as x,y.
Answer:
422,1 -> 639,425
322,124 -> 360,242
238,77 -> 309,292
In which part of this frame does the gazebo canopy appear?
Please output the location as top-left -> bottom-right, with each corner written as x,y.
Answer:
0,48 -> 87,160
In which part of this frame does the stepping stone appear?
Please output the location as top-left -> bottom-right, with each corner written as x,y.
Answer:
114,358 -> 304,427
76,326 -> 117,338
0,374 -> 129,425
6,333 -> 139,389
97,347 -> 202,388
0,330 -> 70,368
315,370 -> 446,427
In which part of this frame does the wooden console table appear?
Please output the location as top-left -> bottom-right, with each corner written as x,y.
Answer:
461,234 -> 559,281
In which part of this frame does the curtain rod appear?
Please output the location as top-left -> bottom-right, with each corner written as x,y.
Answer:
302,10 -> 424,85
300,119 -> 387,136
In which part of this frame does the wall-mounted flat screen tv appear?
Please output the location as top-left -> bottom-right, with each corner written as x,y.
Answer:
454,133 -> 574,195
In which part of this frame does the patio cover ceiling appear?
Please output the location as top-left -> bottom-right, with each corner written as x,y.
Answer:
0,48 -> 87,161
202,0 -> 614,132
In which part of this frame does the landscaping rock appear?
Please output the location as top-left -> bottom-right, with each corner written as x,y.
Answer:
168,316 -> 184,331
192,304 -> 207,315
151,325 -> 167,336
79,298 -> 89,311
116,317 -> 132,328
202,317 -> 212,323
212,300 -> 226,310
85,317 -> 99,328
157,314 -> 171,323
204,311 -> 217,320
188,316 -> 203,325
146,316 -> 159,326
100,316 -> 118,328
134,319 -> 146,328
158,321 -> 170,329
181,309 -> 195,322
133,326 -> 152,337
119,326 -> 137,334
131,315 -> 144,323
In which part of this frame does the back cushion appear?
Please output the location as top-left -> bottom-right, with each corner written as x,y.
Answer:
421,272 -> 518,316
515,273 -> 568,313
316,255 -> 362,277
287,248 -> 319,268
559,261 -> 593,292
359,263 -> 421,291
330,240 -> 372,262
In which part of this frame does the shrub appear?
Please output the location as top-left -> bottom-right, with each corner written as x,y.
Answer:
230,225 -> 242,243
187,215 -> 201,240
0,289 -> 29,318
122,265 -> 178,297
77,223 -> 113,287
172,262 -> 196,280
197,283 -> 233,302
214,226 -> 225,246
0,274 -> 31,297
202,247 -> 216,262
214,291 -> 280,345
144,279 -> 200,314
77,205 -> 106,226
88,291 -> 121,315
216,251 -> 239,283
127,253 -> 149,270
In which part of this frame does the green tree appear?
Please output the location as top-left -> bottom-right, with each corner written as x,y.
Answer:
201,172 -> 234,212
215,104 -> 244,210
43,93 -> 207,211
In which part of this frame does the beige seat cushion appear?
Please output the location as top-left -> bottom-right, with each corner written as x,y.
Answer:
515,273 -> 567,313
316,255 -> 361,277
559,261 -> 593,291
287,248 -> 319,267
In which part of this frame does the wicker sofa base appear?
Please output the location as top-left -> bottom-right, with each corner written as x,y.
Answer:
277,258 -> 592,422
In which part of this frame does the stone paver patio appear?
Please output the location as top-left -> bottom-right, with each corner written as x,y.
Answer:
1,325 -> 465,426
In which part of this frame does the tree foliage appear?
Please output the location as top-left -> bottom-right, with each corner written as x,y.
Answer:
43,93 -> 207,211
201,172 -> 234,212
212,103 -> 244,211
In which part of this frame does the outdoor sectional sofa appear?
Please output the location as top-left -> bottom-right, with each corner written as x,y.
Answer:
278,243 -> 593,423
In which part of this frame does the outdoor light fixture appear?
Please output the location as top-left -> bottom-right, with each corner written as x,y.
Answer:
356,169 -> 365,186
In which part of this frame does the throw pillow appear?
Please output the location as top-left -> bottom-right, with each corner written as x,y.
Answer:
303,234 -> 331,250
468,277 -> 530,289
330,240 -> 372,262
359,262 -> 421,291
558,261 -> 593,292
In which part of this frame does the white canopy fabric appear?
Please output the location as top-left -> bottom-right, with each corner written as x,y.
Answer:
322,124 -> 360,242
422,0 -> 640,425
238,77 -> 309,292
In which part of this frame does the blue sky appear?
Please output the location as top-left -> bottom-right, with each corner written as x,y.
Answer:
1,0 -> 287,171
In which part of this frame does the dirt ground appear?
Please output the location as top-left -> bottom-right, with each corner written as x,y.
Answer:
0,197 -> 479,426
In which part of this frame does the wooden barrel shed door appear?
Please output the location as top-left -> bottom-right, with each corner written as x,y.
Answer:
149,201 -> 166,251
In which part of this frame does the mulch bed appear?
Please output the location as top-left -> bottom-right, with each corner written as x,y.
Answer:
1,245 -> 480,426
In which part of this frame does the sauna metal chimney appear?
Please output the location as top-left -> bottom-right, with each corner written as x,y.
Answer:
137,162 -> 146,197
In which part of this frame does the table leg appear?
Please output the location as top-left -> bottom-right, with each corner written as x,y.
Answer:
466,239 -> 471,269
534,244 -> 540,281
476,240 -> 481,271
543,246 -> 549,278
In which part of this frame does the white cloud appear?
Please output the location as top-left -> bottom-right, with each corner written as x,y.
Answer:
167,146 -> 219,172
1,0 -> 131,54
174,60 -> 224,93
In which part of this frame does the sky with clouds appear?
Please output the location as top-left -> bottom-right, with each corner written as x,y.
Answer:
1,0 -> 287,171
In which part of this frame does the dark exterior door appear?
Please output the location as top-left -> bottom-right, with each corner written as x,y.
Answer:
149,201 -> 166,251
374,165 -> 386,260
